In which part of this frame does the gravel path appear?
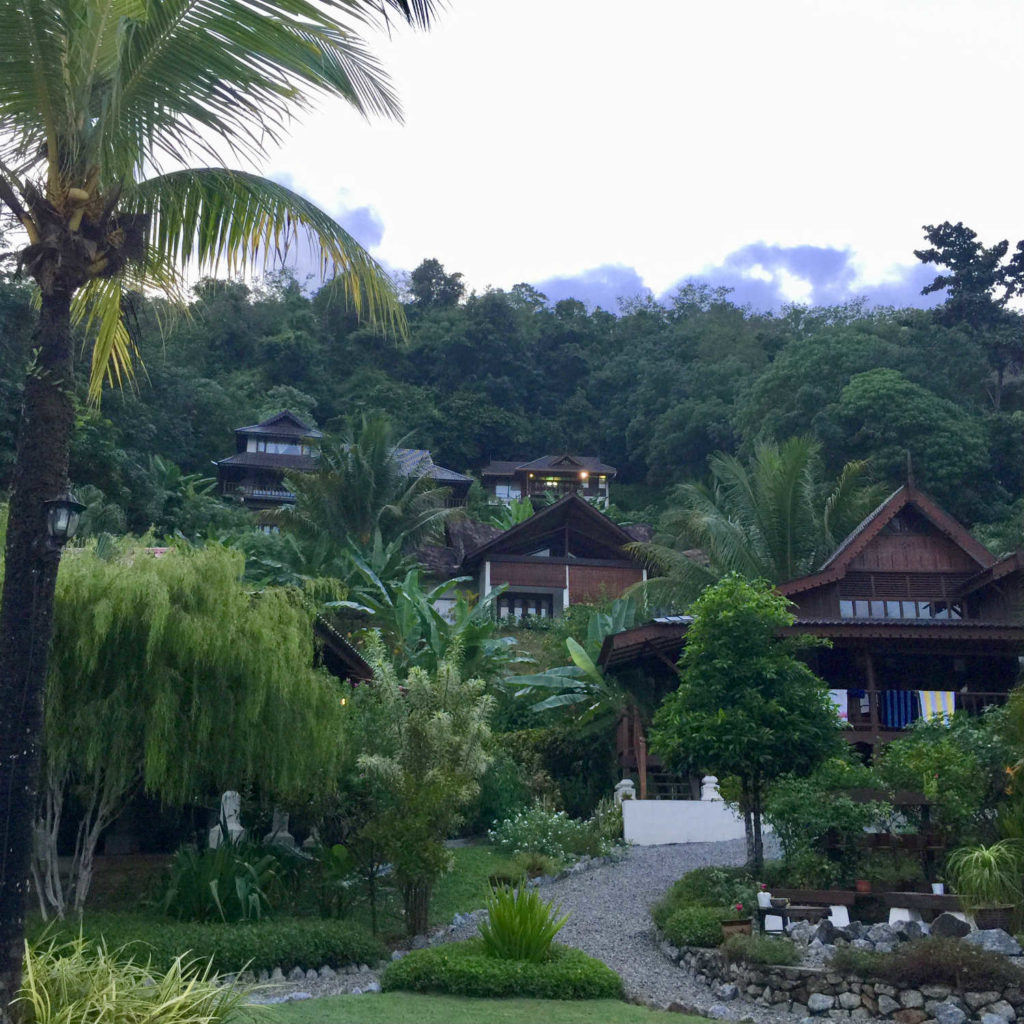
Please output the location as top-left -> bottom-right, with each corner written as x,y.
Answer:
251,840 -> 801,1022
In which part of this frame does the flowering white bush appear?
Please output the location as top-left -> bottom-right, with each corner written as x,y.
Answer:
488,806 -> 613,863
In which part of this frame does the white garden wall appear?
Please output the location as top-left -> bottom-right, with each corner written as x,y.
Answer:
623,799 -> 759,844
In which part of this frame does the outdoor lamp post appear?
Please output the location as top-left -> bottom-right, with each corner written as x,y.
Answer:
42,491 -> 86,548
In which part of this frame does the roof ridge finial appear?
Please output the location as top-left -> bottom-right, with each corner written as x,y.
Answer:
905,450 -> 915,489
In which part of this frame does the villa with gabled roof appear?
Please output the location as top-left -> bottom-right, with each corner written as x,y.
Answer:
599,484 -> 1024,794
480,454 -> 616,506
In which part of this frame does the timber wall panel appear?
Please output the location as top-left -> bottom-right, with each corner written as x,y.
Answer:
569,565 -> 643,604
489,560 -> 566,588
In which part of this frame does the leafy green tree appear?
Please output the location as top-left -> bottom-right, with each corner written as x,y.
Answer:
409,258 -> 466,309
629,438 -> 882,612
650,575 -> 842,870
832,368 -> 992,522
0,0 -> 438,1001
915,221 -> 1024,409
32,542 -> 345,919
352,638 -> 493,935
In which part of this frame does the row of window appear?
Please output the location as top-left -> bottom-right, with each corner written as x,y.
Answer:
497,594 -> 554,619
838,599 -> 964,620
246,440 -> 314,455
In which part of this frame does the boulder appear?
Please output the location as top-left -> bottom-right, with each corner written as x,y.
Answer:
932,1002 -> 967,1024
716,983 -> 739,1001
900,990 -> 925,1008
980,1015 -> 1008,1024
838,992 -> 861,1010
816,920 -> 840,945
895,919 -> 927,942
985,1000 -> 1015,1021
867,923 -> 898,945
892,1010 -> 927,1024
318,965 -> 336,979
808,993 -> 836,1013
930,913 -> 971,939
963,929 -> 1023,956
878,995 -> 900,1015
964,992 -> 1001,1011
287,967 -> 305,981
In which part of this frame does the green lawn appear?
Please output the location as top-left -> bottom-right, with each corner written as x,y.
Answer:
428,844 -> 520,927
251,993 -> 705,1024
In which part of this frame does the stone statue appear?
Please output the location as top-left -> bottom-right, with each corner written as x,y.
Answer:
614,778 -> 636,806
208,790 -> 246,848
263,808 -> 296,849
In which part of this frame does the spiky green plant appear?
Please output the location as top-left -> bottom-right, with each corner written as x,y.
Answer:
478,881 -> 570,964
15,936 -> 245,1024
945,839 -> 1024,913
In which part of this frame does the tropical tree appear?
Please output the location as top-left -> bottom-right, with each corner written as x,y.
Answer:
650,574 -> 843,871
628,437 -> 882,612
0,0 -> 438,1007
277,414 -> 454,554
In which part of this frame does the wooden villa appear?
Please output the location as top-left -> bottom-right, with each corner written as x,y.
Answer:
480,455 -> 616,507
600,484 -> 1024,796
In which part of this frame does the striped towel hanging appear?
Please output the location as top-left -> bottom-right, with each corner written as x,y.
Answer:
918,691 -> 955,723
882,690 -> 915,729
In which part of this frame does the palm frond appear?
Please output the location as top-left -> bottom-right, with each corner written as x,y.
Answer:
71,276 -> 139,402
129,168 -> 403,332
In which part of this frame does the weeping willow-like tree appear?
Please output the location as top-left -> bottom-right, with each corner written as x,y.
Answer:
0,0 -> 438,1003
33,541 -> 345,919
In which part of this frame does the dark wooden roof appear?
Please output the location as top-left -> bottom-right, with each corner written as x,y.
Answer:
236,410 -> 323,439
215,451 -> 318,471
778,485 -> 995,597
314,615 -> 372,682
481,455 -> 616,476
461,493 -> 637,569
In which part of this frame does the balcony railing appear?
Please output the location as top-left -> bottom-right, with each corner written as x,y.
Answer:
842,689 -> 1009,734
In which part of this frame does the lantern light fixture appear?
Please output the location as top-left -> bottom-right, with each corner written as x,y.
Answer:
43,491 -> 86,547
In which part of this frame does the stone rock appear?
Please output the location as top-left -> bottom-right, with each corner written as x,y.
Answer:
808,993 -> 836,1013
287,967 -> 305,981
932,1002 -> 967,1024
716,983 -> 739,1001
920,986 -> 952,1000
284,992 -> 311,1002
845,921 -> 866,940
963,930 -> 1023,956
661,941 -> 680,961
358,963 -> 370,973
964,992 -> 1001,1010
875,985 -> 897,997
791,921 -> 816,945
350,987 -> 362,996
1003,986 -> 1024,1007
826,1011 -> 850,1020
980,1015 -> 1009,1024
892,1010 -> 927,1024
867,923 -> 898,945
305,969 -> 318,981
930,914 -> 971,939
257,970 -> 269,983
410,935 -> 429,950
816,920 -> 840,945
270,967 -> 284,981
901,991 -> 925,1009
851,1010 -> 871,1020
851,939 -> 874,951
391,950 -> 406,961
985,1000 -> 1015,1021
878,995 -> 901,1015
895,920 -> 927,942
364,982 -> 382,993
874,942 -> 895,954
666,1001 -> 701,1015
839,992 -> 861,1010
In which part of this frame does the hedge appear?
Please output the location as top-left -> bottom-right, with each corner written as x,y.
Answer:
380,939 -> 623,999
28,914 -> 385,974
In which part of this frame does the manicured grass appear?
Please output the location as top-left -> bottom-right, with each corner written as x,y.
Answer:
253,992 -> 705,1024
429,845 -> 521,928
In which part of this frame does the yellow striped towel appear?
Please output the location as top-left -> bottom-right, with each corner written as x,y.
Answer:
918,691 -> 955,723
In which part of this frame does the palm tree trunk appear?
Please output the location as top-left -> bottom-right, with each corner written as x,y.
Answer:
0,284 -> 75,1013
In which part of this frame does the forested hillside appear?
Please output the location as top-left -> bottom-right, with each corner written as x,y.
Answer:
1,239 -> 1021,544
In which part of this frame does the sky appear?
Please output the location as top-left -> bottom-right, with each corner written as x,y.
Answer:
267,0 -> 1024,313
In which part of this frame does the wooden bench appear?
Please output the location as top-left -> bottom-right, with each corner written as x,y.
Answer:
880,891 -> 966,925
759,889 -> 857,932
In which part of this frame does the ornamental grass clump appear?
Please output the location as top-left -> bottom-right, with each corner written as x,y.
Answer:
478,882 -> 569,963
15,936 -> 244,1024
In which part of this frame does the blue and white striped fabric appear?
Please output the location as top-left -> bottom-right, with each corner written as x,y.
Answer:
882,690 -> 915,729
918,691 -> 955,724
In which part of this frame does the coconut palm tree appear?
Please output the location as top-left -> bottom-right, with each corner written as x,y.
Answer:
0,0 -> 438,1007
628,437 -> 884,613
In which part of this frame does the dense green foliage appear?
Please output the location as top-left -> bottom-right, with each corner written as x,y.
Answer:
17,937 -> 243,1024
721,934 -> 798,967
478,883 -> 569,964
660,906 -> 731,949
380,940 -> 622,1000
3,239 -> 1021,543
830,937 -> 1024,988
650,575 -> 842,868
27,914 -> 385,974
487,806 -> 617,865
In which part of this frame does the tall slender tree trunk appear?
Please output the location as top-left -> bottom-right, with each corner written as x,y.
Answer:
0,285 -> 75,1014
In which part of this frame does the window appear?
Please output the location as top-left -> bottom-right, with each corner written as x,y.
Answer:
494,483 -> 521,500
838,598 -> 965,620
496,593 -> 554,620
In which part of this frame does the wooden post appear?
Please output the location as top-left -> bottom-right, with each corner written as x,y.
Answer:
865,650 -> 880,743
636,716 -> 648,800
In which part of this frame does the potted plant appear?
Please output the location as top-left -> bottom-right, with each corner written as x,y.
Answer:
946,840 -> 1024,931
720,902 -> 753,938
